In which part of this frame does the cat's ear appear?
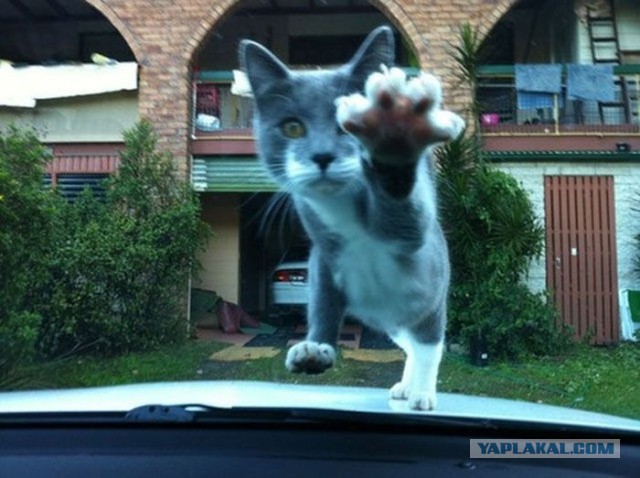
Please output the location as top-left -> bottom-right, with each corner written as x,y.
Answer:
239,40 -> 290,97
346,26 -> 395,83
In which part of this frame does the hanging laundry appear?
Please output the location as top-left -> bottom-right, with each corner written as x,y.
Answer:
567,64 -> 615,102
515,64 -> 562,110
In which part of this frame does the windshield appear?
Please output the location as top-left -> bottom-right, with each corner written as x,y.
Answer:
1,0 -> 639,430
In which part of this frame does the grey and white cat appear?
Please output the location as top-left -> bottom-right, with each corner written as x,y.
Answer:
239,27 -> 464,410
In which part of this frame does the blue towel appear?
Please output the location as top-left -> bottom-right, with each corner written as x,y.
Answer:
517,92 -> 554,109
515,64 -> 562,93
567,64 -> 615,102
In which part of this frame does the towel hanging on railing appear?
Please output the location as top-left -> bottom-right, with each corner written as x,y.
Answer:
567,64 -> 615,102
515,64 -> 562,109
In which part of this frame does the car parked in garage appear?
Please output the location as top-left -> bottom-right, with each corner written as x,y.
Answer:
269,246 -> 309,321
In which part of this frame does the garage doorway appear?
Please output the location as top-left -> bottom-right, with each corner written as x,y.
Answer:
239,193 -> 309,318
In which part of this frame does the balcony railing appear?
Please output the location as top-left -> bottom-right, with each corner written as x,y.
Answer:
477,64 -> 640,135
192,71 -> 254,137
192,68 -> 420,138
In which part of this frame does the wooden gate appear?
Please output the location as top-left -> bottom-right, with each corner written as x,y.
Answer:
545,176 -> 619,344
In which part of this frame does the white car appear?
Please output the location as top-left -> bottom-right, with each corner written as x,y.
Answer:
270,255 -> 309,320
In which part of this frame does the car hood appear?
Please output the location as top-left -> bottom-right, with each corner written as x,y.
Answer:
1,381 -> 638,432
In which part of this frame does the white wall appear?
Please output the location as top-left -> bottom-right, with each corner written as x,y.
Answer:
194,193 -> 241,303
496,162 -> 640,294
0,90 -> 138,142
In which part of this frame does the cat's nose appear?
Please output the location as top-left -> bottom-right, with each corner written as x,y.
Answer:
311,153 -> 335,172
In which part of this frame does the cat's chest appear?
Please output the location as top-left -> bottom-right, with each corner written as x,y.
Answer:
335,232 -> 419,325
309,199 -> 419,322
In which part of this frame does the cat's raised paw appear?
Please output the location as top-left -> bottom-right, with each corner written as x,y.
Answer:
335,66 -> 464,164
285,341 -> 336,374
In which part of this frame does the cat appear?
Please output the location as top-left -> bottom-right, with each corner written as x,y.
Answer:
239,26 -> 464,410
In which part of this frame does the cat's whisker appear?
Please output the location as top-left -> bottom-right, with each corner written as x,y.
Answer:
258,191 -> 289,239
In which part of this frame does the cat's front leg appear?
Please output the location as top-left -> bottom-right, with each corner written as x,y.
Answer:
335,66 -> 464,165
285,250 -> 345,375
286,342 -> 337,374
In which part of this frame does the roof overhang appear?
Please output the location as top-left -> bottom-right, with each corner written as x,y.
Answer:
0,62 -> 137,108
484,150 -> 640,162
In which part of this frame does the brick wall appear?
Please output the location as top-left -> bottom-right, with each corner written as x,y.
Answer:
85,0 -> 518,176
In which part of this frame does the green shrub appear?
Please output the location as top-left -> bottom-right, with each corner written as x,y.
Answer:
35,121 -> 210,358
449,278 -> 570,361
437,135 -> 544,285
437,134 -> 568,360
0,125 -> 55,375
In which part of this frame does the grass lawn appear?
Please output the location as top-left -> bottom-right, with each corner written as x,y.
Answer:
5,339 -> 640,419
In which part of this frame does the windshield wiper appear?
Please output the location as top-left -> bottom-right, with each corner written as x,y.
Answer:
125,405 -> 196,423
123,403 -> 497,430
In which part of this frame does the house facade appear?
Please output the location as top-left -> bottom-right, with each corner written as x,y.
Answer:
1,0 -> 638,343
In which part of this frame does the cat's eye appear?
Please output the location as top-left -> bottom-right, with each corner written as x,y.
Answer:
281,119 -> 306,138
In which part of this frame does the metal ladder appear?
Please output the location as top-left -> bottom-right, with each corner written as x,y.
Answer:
586,0 -> 631,124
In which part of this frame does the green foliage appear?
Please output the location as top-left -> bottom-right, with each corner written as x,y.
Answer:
0,125 -> 55,376
449,279 -> 570,361
438,24 -> 569,361
437,135 -> 544,284
449,23 -> 485,129
35,121 -> 210,358
0,121 -> 211,375
437,134 -> 567,360
451,22 -> 483,91
633,194 -> 640,280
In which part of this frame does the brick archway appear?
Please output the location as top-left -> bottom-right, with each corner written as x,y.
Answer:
182,0 -> 423,67
476,0 -> 520,41
84,0 -> 144,62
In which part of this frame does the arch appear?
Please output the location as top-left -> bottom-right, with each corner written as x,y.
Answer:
182,0 -> 423,67
368,0 -> 424,64
84,0 -> 144,63
476,0 -> 520,42
183,0 -> 243,64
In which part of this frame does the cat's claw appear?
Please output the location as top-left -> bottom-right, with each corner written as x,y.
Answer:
286,341 -> 336,374
335,66 -> 464,164
390,382 -> 437,411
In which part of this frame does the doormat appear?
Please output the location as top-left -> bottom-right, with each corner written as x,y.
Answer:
358,327 -> 398,350
342,349 -> 404,363
244,326 -> 297,348
209,345 -> 280,362
239,322 -> 277,335
244,324 -> 361,349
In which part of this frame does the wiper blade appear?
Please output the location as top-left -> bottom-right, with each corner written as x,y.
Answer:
125,405 -> 196,423
124,403 -> 497,429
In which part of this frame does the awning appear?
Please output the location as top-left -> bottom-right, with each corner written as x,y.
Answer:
192,156 -> 278,192
0,62 -> 138,108
484,150 -> 640,162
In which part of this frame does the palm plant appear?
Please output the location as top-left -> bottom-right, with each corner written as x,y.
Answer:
450,22 -> 485,132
